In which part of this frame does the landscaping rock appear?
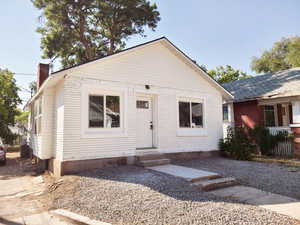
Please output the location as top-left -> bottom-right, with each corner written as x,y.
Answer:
54,166 -> 299,225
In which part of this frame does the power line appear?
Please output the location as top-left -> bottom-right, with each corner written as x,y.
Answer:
13,73 -> 36,76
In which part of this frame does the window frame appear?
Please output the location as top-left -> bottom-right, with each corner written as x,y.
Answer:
81,85 -> 127,138
34,96 -> 42,136
176,97 -> 207,136
88,94 -> 121,129
264,105 -> 276,127
223,104 -> 229,121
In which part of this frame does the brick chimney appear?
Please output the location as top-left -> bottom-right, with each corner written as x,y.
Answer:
37,63 -> 50,89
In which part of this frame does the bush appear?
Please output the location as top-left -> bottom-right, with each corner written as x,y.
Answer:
219,126 -> 255,160
249,124 -> 289,156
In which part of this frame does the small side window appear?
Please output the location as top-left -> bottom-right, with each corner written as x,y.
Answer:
223,105 -> 229,121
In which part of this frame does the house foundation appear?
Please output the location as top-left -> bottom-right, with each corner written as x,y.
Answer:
48,151 -> 219,177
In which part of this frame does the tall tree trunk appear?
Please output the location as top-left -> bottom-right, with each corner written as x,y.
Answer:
109,39 -> 115,55
79,14 -> 93,60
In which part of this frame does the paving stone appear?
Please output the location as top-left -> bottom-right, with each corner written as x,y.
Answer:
211,185 -> 300,220
148,164 -> 221,182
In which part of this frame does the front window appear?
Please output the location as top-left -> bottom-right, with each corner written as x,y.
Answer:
89,95 -> 120,128
179,100 -> 203,128
264,105 -> 275,127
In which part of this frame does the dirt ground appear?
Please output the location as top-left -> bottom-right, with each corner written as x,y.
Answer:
0,149 -> 56,222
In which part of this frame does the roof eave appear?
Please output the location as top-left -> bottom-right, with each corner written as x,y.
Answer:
24,72 -> 65,109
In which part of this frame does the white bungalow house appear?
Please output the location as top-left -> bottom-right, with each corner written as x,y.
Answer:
26,37 -> 233,176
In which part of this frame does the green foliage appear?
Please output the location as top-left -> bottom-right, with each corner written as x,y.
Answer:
15,110 -> 29,125
29,81 -> 37,97
0,69 -> 22,144
251,36 -> 300,73
207,65 -> 252,84
32,0 -> 161,68
249,124 -> 289,156
219,126 -> 255,160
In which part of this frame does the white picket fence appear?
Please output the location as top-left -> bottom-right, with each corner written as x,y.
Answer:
268,127 -> 293,157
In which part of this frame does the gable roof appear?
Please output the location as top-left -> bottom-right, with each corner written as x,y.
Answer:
26,37 -> 232,107
223,67 -> 300,102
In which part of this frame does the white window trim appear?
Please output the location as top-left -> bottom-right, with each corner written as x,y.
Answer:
34,97 -> 42,136
176,96 -> 207,137
81,84 -> 128,138
88,95 -> 121,129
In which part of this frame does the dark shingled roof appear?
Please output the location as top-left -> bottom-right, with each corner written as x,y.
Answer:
222,68 -> 300,102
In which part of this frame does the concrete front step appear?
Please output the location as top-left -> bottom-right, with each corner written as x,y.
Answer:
138,158 -> 170,167
193,177 -> 238,191
147,164 -> 221,182
136,153 -> 166,161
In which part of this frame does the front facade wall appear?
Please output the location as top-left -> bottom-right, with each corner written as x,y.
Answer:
233,100 -> 263,129
61,42 -> 224,161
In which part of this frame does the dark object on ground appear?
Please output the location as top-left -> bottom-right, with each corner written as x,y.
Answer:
20,144 -> 31,159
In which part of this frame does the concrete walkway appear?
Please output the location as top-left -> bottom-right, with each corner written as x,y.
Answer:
148,164 -> 220,182
211,185 -> 300,220
148,164 -> 300,221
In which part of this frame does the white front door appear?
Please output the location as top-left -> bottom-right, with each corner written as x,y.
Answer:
136,95 -> 153,149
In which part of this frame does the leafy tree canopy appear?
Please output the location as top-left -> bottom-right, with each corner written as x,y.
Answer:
251,36 -> 300,73
15,110 -> 29,125
0,69 -> 22,144
207,65 -> 252,84
29,81 -> 37,97
32,0 -> 161,68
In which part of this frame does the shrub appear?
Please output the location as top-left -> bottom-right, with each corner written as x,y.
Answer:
249,124 -> 289,156
219,126 -> 255,160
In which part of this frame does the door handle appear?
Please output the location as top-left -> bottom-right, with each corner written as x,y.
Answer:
150,121 -> 153,130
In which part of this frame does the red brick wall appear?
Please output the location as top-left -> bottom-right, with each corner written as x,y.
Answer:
37,63 -> 49,89
233,100 -> 264,129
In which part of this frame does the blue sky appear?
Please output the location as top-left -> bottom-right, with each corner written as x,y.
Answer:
1,0 -> 300,104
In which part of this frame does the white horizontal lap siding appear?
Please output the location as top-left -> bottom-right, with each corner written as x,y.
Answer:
61,42 -> 224,160
157,92 -> 222,153
30,134 -> 42,156
75,43 -> 218,93
54,83 -> 64,160
40,88 -> 55,159
63,77 -> 136,161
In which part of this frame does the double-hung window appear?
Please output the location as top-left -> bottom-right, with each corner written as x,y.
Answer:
34,97 -> 42,135
178,100 -> 203,128
264,105 -> 276,127
89,95 -> 120,128
223,104 -> 229,121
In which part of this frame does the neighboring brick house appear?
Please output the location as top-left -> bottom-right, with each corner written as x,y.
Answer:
222,68 -> 300,158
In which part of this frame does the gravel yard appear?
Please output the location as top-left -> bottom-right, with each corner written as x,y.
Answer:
54,166 -> 299,225
175,157 -> 300,200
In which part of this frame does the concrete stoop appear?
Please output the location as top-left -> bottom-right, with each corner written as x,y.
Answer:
147,164 -> 238,192
192,177 -> 238,191
136,151 -> 170,167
